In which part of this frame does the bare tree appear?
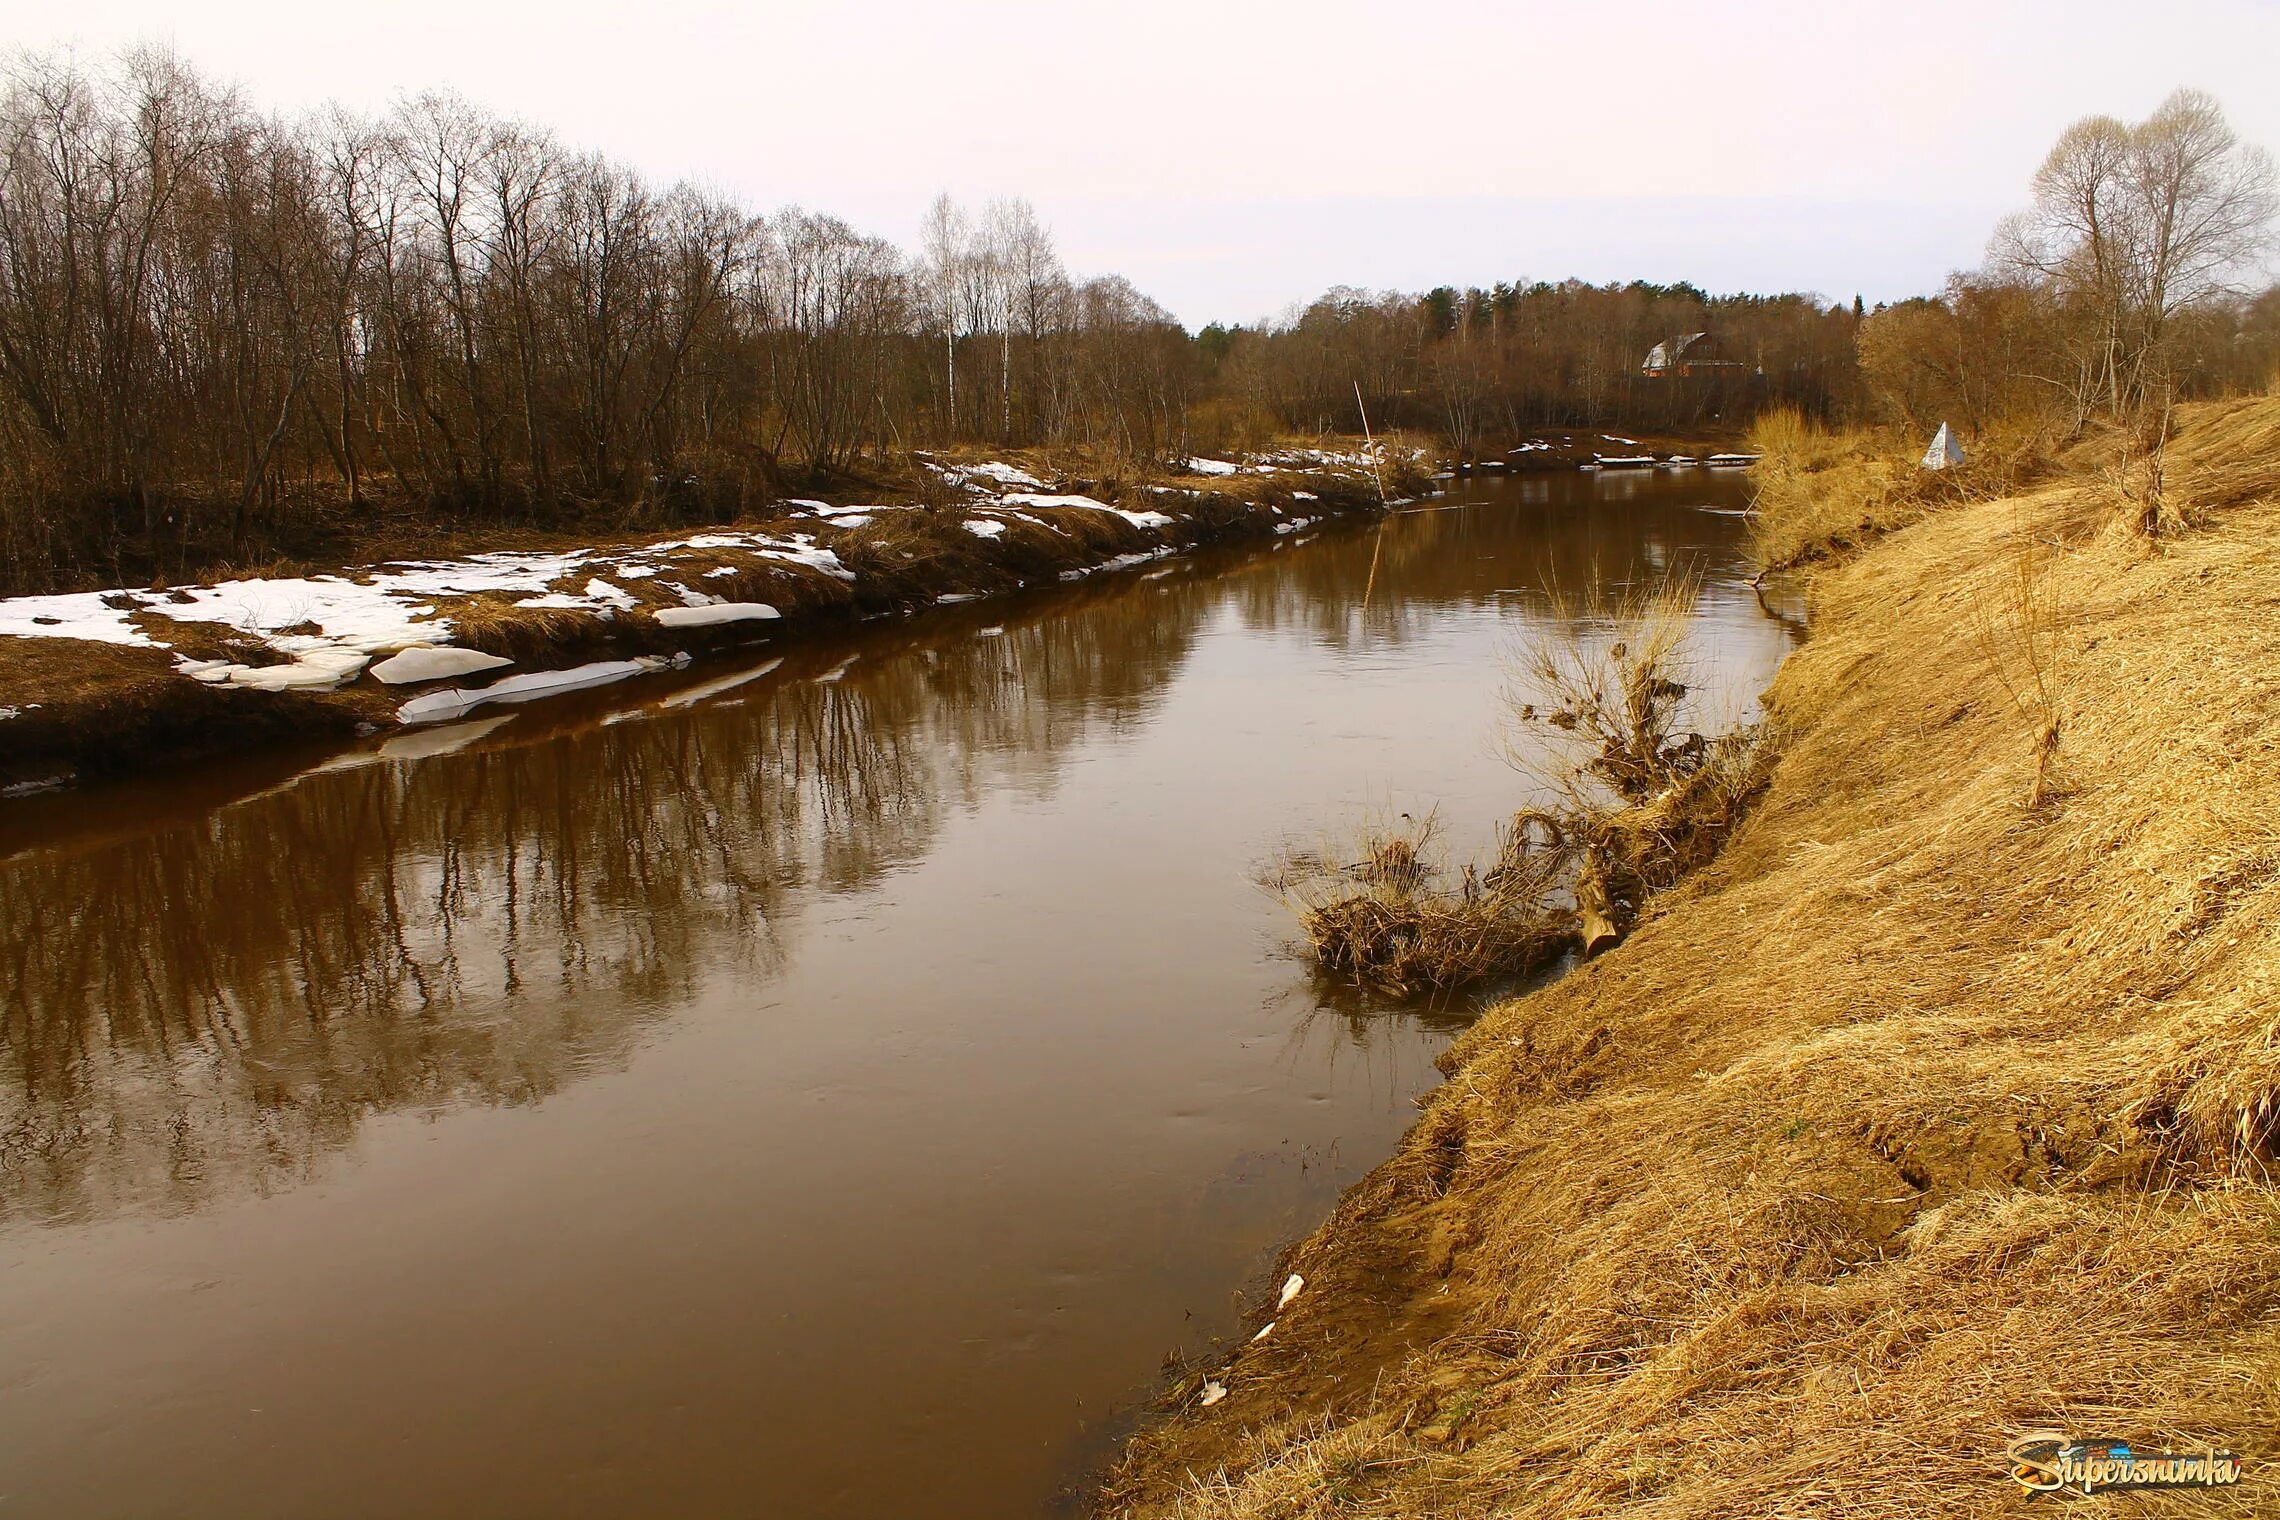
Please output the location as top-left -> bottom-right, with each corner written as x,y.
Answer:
920,192 -> 966,438
1999,89 -> 2277,426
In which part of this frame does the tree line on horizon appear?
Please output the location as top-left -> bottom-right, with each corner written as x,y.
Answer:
1201,280 -> 1864,460
0,48 -> 1207,589
0,50 -> 2271,593
1853,89 -> 2279,446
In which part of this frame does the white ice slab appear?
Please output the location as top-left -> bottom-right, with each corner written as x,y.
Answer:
370,647 -> 515,685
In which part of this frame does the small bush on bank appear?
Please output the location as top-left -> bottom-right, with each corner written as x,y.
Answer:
1283,571 -> 1775,999
1274,813 -> 1577,999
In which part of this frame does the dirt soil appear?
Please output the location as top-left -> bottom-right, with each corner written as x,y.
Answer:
1101,397 -> 2280,1518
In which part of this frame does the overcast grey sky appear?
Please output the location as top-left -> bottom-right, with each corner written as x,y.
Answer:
8,0 -> 2277,328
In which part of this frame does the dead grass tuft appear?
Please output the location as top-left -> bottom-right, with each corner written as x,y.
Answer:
1275,812 -> 1577,999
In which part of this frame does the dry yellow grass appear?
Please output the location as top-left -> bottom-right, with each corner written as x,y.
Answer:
1104,395 -> 2280,1518
1746,408 -> 2057,569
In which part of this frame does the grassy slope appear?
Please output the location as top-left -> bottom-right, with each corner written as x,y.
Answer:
1105,396 -> 2280,1517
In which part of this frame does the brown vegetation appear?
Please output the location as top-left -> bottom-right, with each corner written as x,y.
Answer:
1102,393 -> 2280,1519
1281,573 -> 1772,999
1275,814 -> 1577,1000
1743,407 -> 2059,569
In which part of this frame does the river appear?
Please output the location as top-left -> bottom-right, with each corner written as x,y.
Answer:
0,466 -> 1792,1517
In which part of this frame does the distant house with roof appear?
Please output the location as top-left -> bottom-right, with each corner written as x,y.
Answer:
1640,332 -> 1748,378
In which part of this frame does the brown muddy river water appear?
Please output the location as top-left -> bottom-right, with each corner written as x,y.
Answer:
0,468 -> 1791,1518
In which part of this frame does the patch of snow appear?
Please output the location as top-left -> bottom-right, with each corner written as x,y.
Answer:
1278,1273 -> 1306,1309
2,775 -> 68,798
935,592 -> 981,604
1256,444 -> 1419,475
1181,456 -> 1240,476
935,460 -> 1045,491
756,537 -> 857,582
653,602 -> 781,628
370,647 -> 514,685
964,518 -> 1006,540
1198,1381 -> 1227,1407
141,553 -> 582,655
2,526 -> 872,682
1000,492 -> 1173,531
202,659 -> 363,692
660,581 -> 720,608
0,591 -> 158,646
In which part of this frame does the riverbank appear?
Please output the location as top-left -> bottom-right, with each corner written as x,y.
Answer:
1102,395 -> 2280,1516
0,444 -> 1425,794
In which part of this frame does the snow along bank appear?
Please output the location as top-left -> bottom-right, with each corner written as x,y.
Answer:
1,444 -> 1428,790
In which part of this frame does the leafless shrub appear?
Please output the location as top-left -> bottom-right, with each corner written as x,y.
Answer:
1281,571 -> 1775,997
1271,811 -> 1576,999
1971,541 -> 2075,808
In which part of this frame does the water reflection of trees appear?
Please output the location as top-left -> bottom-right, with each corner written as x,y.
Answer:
1224,474 -> 1758,649
0,586 -> 1207,1225
0,480 -> 1773,1226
